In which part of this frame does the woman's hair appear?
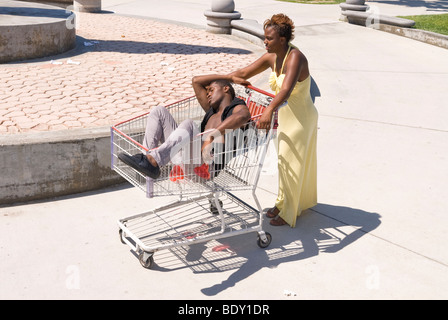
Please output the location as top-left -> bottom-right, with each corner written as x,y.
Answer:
263,13 -> 295,43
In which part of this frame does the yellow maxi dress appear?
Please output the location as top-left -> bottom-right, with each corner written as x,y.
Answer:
269,45 -> 318,227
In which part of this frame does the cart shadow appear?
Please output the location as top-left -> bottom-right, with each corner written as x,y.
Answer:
150,203 -> 381,296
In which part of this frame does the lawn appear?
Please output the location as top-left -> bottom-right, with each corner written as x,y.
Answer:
399,14 -> 448,36
277,1 -> 448,36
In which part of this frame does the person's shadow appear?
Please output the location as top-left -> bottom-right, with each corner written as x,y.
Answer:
151,203 -> 381,296
310,76 -> 321,103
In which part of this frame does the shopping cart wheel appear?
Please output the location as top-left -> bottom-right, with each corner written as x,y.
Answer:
210,199 -> 223,215
139,251 -> 154,269
257,232 -> 272,248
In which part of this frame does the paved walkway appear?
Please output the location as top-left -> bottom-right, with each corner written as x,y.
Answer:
2,0 -> 447,134
1,0 -> 448,300
0,11 -> 263,134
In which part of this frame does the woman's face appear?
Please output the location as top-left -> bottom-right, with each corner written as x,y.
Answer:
264,26 -> 285,53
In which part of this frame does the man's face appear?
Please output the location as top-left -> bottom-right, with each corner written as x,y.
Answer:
207,82 -> 227,110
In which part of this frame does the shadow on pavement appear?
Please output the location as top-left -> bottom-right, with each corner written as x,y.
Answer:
150,203 -> 381,296
6,35 -> 254,65
310,76 -> 321,103
87,39 -> 254,55
0,6 -> 71,18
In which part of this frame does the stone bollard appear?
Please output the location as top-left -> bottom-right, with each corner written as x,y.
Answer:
339,0 -> 369,21
204,0 -> 241,34
339,0 -> 415,28
74,0 -> 102,13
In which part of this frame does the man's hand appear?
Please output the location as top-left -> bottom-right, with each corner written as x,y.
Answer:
201,129 -> 219,163
201,138 -> 214,164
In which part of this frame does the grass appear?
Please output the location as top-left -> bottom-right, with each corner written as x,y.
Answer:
276,0 -> 345,4
399,14 -> 448,36
277,1 -> 448,36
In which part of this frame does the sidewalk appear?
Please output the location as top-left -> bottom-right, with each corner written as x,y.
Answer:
1,0 -> 448,300
0,10 -> 264,134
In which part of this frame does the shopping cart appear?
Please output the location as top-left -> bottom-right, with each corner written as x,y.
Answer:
111,85 -> 278,269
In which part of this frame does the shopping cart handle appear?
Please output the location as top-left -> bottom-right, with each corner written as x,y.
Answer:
249,101 -> 287,119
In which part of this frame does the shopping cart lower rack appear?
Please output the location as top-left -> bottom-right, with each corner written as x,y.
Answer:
111,85 -> 277,269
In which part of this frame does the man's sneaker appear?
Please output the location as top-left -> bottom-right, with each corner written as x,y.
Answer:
118,153 -> 160,179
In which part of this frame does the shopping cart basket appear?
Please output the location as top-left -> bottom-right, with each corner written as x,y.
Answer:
111,85 -> 278,269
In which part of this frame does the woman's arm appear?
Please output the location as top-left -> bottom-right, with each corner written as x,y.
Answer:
228,53 -> 273,83
257,49 -> 308,130
192,53 -> 273,110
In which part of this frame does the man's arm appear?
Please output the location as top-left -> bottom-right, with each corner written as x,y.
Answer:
215,104 -> 251,136
192,74 -> 250,112
203,104 -> 251,146
201,103 -> 251,160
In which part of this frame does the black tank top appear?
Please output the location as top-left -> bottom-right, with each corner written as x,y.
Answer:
199,98 -> 249,177
200,98 -> 246,132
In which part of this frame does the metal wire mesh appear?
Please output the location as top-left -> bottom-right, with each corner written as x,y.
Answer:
111,85 -> 275,198
119,193 -> 260,253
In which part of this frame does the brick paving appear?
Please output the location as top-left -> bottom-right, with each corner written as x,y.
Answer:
0,13 -> 261,134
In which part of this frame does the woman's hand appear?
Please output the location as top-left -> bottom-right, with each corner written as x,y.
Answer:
231,76 -> 251,87
257,108 -> 274,131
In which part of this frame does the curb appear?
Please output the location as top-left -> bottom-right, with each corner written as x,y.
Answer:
231,19 -> 265,48
378,23 -> 448,50
0,0 -> 76,63
0,13 -> 270,206
0,127 -> 124,205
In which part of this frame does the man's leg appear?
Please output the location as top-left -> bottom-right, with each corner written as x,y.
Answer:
119,105 -> 180,179
119,118 -> 201,179
148,118 -> 200,167
143,105 -> 178,150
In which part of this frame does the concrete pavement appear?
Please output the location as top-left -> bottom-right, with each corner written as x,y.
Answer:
0,8 -> 264,134
1,0 -> 448,300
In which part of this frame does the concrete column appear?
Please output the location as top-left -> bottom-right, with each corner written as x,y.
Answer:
339,0 -> 369,22
204,0 -> 241,34
74,0 -> 102,13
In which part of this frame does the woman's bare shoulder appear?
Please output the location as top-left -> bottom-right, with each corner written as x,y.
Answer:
287,48 -> 308,69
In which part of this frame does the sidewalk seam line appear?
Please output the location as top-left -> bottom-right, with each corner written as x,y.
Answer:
321,114 -> 448,133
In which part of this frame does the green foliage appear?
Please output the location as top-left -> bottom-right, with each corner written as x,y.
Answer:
399,14 -> 448,36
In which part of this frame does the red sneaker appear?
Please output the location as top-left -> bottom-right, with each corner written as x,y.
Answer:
169,165 -> 184,182
194,163 -> 211,180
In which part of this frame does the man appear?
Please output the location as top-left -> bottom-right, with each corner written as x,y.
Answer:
118,74 -> 251,179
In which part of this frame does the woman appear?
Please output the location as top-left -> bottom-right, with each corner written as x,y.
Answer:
229,13 -> 318,227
